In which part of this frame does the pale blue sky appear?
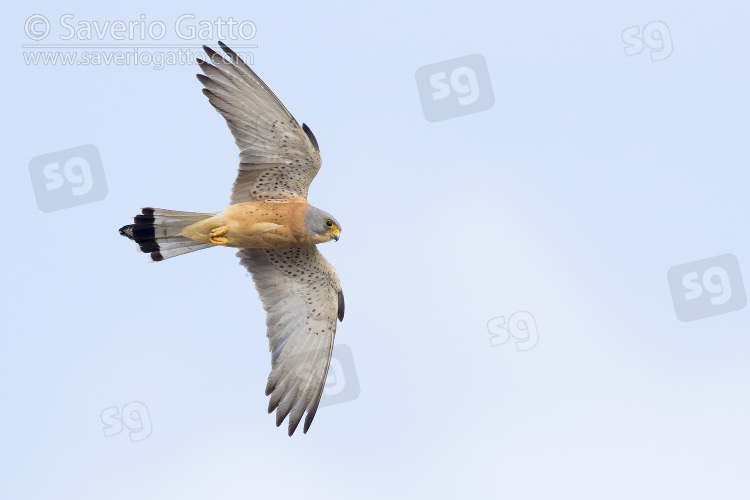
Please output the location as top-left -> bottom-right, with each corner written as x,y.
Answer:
2,1 -> 749,499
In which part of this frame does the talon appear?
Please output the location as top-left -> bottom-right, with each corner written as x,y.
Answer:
209,225 -> 229,245
209,225 -> 228,237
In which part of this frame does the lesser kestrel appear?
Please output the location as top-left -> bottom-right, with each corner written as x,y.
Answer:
119,42 -> 344,436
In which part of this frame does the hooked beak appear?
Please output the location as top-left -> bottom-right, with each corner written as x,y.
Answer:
331,230 -> 340,242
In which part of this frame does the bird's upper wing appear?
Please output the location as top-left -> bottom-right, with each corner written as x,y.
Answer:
238,246 -> 344,436
197,42 -> 322,204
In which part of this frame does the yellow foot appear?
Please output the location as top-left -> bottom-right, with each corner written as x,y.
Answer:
209,226 -> 229,245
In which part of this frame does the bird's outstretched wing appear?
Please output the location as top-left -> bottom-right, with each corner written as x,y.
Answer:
238,246 -> 344,436
197,42 -> 322,204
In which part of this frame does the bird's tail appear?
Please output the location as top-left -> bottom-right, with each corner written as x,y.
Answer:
119,208 -> 215,262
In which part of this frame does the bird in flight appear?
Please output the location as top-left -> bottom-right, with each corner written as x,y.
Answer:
119,42 -> 344,436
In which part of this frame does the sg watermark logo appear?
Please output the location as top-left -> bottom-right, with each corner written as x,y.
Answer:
667,254 -> 746,322
487,311 -> 539,351
101,401 -> 152,442
319,344 -> 360,408
28,144 -> 107,212
415,54 -> 494,122
622,20 -> 673,62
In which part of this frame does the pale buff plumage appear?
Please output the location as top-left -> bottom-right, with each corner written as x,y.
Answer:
181,198 -> 312,248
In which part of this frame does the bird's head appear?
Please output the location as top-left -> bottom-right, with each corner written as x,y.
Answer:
304,206 -> 342,244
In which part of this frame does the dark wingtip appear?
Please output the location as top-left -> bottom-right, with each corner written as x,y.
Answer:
151,252 -> 164,262
202,45 -> 224,65
303,413 -> 315,434
196,73 -> 211,86
337,290 -> 345,322
302,123 -> 319,152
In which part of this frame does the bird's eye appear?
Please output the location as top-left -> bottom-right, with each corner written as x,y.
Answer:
325,219 -> 333,228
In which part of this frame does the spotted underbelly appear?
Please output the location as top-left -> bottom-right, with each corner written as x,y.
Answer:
181,200 -> 308,249
225,220 -> 302,248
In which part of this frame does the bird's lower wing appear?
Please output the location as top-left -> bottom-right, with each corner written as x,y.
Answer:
238,246 -> 344,435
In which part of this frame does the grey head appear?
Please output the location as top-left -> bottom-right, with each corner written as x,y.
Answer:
304,206 -> 342,244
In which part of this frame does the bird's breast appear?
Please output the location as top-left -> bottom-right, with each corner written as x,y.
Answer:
220,198 -> 310,248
